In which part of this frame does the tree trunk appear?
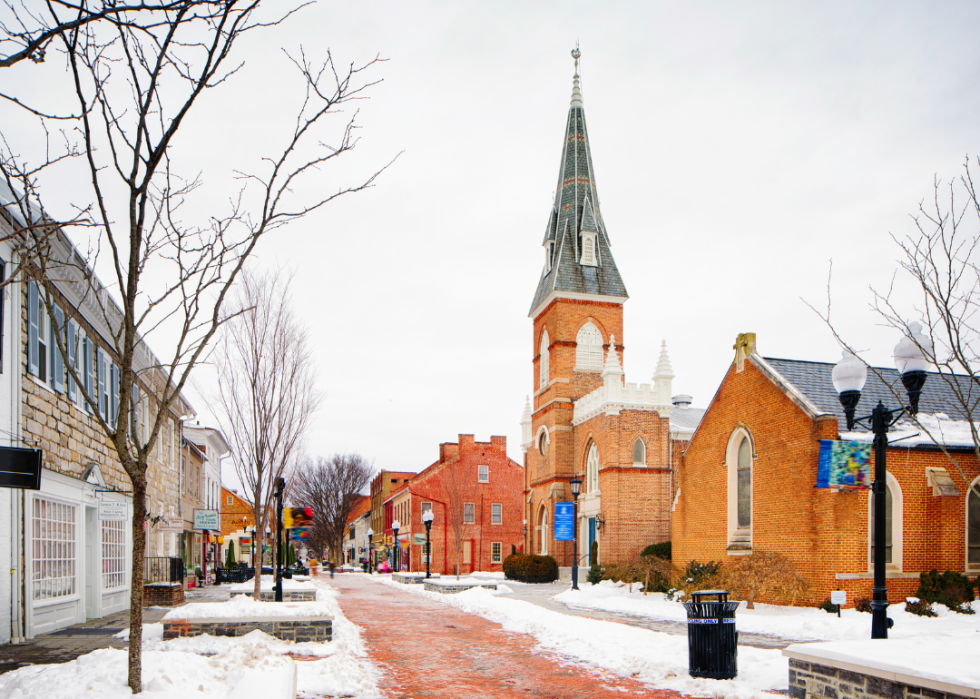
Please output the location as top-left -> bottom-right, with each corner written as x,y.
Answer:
128,476 -> 147,693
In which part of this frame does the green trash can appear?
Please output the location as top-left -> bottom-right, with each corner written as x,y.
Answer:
683,589 -> 738,679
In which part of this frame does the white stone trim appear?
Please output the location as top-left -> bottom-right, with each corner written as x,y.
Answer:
529,290 -> 628,320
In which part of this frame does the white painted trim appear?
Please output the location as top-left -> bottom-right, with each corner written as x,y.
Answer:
726,427 -> 754,549
867,472 -> 903,572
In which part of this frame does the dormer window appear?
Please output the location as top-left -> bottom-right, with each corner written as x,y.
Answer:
580,233 -> 597,266
545,241 -> 555,273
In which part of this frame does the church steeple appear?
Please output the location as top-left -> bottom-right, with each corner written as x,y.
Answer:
529,47 -> 628,318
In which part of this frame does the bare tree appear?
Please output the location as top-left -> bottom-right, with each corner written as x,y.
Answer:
213,268 -> 321,599
443,461 -> 466,579
1,3 -> 389,691
290,453 -> 374,564
811,156 -> 980,503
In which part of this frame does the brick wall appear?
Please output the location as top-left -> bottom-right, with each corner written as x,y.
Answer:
408,435 -> 524,576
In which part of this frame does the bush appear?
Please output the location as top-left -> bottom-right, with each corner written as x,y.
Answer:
905,597 -> 938,617
225,542 -> 236,567
717,551 -> 808,609
679,560 -> 722,592
641,541 -> 671,560
502,553 -> 558,583
855,597 -> 872,613
818,599 -> 837,614
586,541 -> 603,585
916,570 -> 976,613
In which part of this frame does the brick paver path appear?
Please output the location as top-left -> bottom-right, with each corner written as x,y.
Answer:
332,574 -> 698,699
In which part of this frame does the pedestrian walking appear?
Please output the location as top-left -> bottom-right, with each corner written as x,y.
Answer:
328,559 -> 336,578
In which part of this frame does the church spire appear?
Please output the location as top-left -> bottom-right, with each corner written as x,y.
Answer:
529,47 -> 628,318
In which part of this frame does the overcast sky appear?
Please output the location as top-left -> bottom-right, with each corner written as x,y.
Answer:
8,1 -> 980,483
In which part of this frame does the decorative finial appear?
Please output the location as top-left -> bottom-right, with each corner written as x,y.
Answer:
570,45 -> 584,108
602,334 -> 623,376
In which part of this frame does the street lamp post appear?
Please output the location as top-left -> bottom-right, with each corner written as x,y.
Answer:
831,322 -> 931,640
366,528 -> 374,574
569,476 -> 583,591
392,520 -> 401,573
422,509 -> 434,578
274,477 -> 285,603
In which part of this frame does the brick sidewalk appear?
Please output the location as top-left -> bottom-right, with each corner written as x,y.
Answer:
331,574 -> 696,699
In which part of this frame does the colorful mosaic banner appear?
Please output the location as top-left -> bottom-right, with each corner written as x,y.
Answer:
817,440 -> 871,490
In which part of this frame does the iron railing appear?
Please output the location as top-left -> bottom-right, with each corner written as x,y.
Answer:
145,556 -> 184,584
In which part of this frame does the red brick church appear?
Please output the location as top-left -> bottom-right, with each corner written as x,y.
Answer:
520,49 -> 703,569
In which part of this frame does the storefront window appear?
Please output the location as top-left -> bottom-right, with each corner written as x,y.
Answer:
32,498 -> 77,601
102,519 -> 126,589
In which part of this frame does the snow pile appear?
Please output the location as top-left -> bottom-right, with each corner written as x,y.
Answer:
556,581 -> 980,642
162,595 -> 334,620
0,580 -> 381,699
228,576 -> 315,593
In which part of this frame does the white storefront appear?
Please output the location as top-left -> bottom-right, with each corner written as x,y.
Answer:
24,465 -> 131,638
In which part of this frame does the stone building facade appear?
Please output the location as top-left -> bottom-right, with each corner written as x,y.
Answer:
521,50 -> 702,569
1,207 -> 190,640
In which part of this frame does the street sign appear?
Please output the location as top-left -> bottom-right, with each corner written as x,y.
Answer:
554,502 -> 574,541
99,500 -> 128,521
830,590 -> 847,605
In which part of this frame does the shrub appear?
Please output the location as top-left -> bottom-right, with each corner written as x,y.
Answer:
916,570 -> 976,613
503,553 -> 558,583
905,597 -> 937,617
717,551 -> 808,609
225,542 -> 236,567
641,541 -> 672,560
677,560 -> 723,593
818,599 -> 837,614
601,554 -> 674,594
855,597 -> 872,613
586,541 -> 603,585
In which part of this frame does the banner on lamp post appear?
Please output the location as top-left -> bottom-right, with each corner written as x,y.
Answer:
554,502 -> 574,541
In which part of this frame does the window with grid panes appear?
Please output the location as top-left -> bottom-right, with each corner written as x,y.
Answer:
463,502 -> 475,524
491,503 -> 502,524
491,542 -> 502,563
102,519 -> 126,589
478,464 -> 489,482
32,498 -> 76,601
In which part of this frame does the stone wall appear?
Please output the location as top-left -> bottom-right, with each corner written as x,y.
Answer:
788,658 -> 971,699
163,617 -> 332,643
143,584 -> 185,607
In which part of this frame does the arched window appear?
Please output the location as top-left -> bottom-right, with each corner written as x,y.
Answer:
576,322 -> 603,371
726,427 -> 753,548
586,443 -> 600,493
968,479 -> 980,571
539,329 -> 550,389
869,473 -> 903,570
581,235 -> 597,266
632,438 -> 646,466
538,504 -> 549,555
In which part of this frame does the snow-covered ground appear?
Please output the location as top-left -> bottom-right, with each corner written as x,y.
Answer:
0,581 -> 382,699
381,575 -> 980,698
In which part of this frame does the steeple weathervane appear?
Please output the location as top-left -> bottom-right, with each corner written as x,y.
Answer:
571,44 -> 583,108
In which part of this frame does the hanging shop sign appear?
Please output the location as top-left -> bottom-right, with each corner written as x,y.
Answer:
816,440 -> 871,490
99,500 -> 128,521
239,537 -> 252,546
158,515 -> 184,533
193,509 -> 219,530
554,501 -> 574,541
413,534 -> 427,545
288,527 -> 309,542
0,446 -> 42,490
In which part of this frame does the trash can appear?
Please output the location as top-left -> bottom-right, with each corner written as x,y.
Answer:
683,589 -> 738,679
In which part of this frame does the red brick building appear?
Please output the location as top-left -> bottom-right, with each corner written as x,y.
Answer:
399,435 -> 524,576
674,332 -> 980,606
521,49 -> 703,569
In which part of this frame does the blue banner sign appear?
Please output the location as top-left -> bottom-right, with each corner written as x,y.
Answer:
554,502 -> 574,541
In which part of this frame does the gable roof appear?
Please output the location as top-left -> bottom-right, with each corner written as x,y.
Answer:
346,495 -> 371,524
762,356 -> 976,424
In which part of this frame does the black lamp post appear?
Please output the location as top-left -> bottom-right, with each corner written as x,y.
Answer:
248,526 -> 255,568
366,528 -> 374,574
273,477 -> 285,602
831,322 -> 931,639
422,509 -> 434,578
392,520 -> 401,573
569,476 -> 582,591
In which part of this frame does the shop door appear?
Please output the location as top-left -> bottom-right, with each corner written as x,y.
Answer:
462,540 -> 472,574
588,517 -> 596,564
